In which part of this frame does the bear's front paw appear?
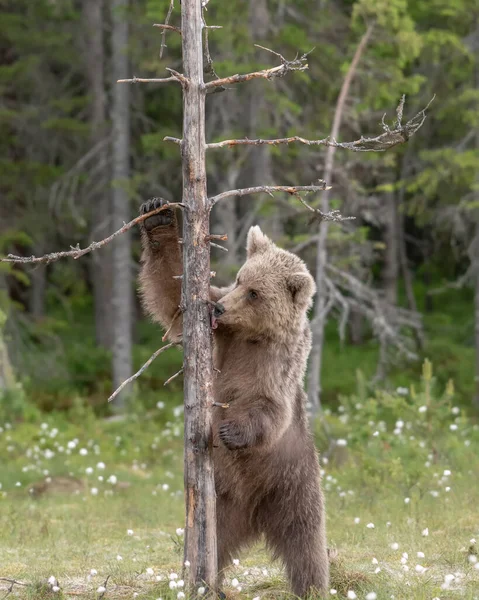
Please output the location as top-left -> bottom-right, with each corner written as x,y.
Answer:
140,197 -> 175,232
219,420 -> 249,450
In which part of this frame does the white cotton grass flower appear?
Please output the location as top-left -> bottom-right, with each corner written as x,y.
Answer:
336,439 -> 347,447
470,538 -> 476,544
197,587 -> 206,596
90,488 -> 98,496
451,406 -> 460,414
176,528 -> 184,536
422,528 -> 429,537
79,448 -> 88,455
418,405 -> 427,413
468,555 -> 477,564
146,568 -> 154,576
404,497 -> 410,504
177,593 -> 185,600
366,593 -> 377,600
391,542 -> 399,550
366,522 -> 375,529
127,529 -> 134,536
116,555 -> 123,561
231,578 -> 239,588
86,467 -> 94,475
52,586 -> 60,593
97,586 -> 106,593
443,469 -> 451,477
374,567 -> 381,574
169,573 -> 179,580
372,557 -> 378,564
169,581 -> 177,590
417,551 -> 425,558
354,517 -> 360,524
177,580 -> 184,588
184,560 -> 191,567
48,576 -> 57,586
474,562 -> 479,570
97,461 -> 106,470
347,591 -> 357,599
450,424 -> 458,431
415,564 -> 426,574
232,558 -> 240,566
107,475 -> 117,485
330,591 -> 337,596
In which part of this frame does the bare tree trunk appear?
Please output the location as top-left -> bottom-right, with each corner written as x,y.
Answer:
181,0 -> 217,588
307,24 -> 374,416
110,0 -> 132,407
83,0 -> 113,349
383,192 -> 398,306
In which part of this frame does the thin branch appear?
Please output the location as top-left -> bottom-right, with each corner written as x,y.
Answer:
154,23 -> 181,35
206,96 -> 434,152
0,578 -> 28,600
0,202 -> 184,265
97,575 -> 111,600
117,75 -> 180,84
205,234 -> 228,241
158,0 -> 176,58
210,242 -> 228,252
165,68 -> 189,86
164,136 -> 182,145
108,343 -> 178,403
204,49 -> 309,89
164,368 -> 184,386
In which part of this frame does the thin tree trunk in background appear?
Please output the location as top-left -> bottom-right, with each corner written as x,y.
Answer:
181,0 -> 217,588
383,192 -> 398,306
83,0 -> 113,349
29,257 -> 46,319
475,225 -> 479,409
0,277 -> 15,391
307,24 -> 374,417
110,0 -> 132,407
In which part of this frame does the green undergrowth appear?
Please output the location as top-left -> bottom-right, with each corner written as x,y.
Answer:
1,361 -> 478,599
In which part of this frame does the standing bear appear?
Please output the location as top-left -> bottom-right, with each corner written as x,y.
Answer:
139,198 -> 329,597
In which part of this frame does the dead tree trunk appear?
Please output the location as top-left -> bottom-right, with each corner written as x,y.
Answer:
181,0 -> 217,588
307,24 -> 374,417
111,0 -> 133,407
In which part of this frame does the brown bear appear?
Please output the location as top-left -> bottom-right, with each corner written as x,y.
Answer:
139,198 -> 329,598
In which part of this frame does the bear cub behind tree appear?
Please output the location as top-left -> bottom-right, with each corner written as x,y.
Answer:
139,198 -> 329,597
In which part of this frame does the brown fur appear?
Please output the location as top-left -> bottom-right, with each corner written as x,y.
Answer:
139,199 -> 329,597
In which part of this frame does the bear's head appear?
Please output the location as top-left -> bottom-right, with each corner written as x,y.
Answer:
213,226 -> 316,340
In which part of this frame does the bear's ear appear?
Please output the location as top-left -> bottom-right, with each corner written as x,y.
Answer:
246,226 -> 272,258
287,272 -> 316,306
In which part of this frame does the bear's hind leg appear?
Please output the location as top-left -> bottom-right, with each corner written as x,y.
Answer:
216,494 -> 257,586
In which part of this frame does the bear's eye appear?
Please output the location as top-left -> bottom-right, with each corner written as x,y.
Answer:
248,290 -> 258,300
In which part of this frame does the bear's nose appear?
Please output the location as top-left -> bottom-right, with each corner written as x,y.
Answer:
213,303 -> 225,318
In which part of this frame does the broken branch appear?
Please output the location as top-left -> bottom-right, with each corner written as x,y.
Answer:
108,343 -> 178,403
204,49 -> 309,89
0,202 -> 184,265
207,97 -> 434,151
164,368 -> 184,386
117,75 -> 180,84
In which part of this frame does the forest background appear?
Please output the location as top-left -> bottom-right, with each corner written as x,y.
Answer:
1,0 -> 478,417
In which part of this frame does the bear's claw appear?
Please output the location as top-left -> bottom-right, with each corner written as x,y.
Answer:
140,197 -> 174,231
219,420 -> 249,450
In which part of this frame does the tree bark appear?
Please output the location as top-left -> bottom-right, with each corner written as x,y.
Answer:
181,0 -> 217,588
307,24 -> 374,417
83,0 -> 113,349
110,0 -> 132,407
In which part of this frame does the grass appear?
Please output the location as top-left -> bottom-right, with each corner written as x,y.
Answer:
1,367 -> 479,600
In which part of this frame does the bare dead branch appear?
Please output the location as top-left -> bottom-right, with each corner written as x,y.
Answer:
0,578 -> 28,600
164,368 -> 184,386
204,49 -> 309,90
205,234 -> 228,241
165,67 -> 189,86
206,96 -> 433,152
210,242 -> 228,252
158,0 -> 176,58
0,202 -> 184,266
117,75 -> 180,84
154,23 -> 181,34
208,184 -> 352,222
108,343 -> 178,403
164,136 -> 182,145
